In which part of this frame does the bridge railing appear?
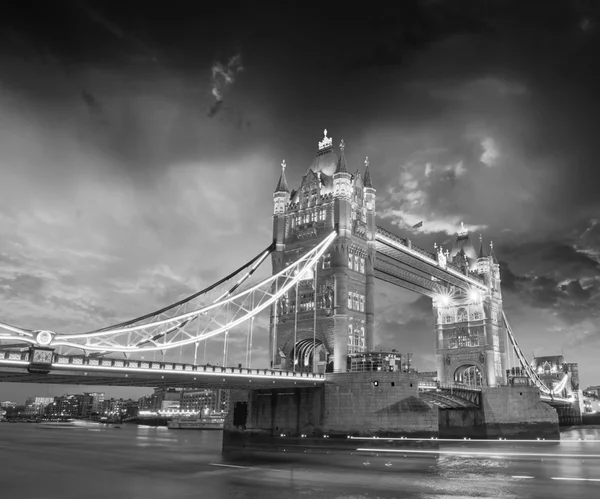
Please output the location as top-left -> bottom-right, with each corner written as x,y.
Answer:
0,351 -> 325,380
418,380 -> 482,393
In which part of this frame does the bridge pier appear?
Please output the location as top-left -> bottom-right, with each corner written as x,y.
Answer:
224,376 -> 560,458
439,386 -> 559,440
223,371 -> 439,457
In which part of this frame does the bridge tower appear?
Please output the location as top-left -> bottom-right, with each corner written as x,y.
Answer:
434,226 -> 507,387
270,130 -> 376,373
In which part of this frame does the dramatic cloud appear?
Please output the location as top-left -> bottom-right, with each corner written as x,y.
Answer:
209,54 -> 243,117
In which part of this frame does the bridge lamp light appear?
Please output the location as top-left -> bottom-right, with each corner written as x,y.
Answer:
468,289 -> 481,303
436,294 -> 452,307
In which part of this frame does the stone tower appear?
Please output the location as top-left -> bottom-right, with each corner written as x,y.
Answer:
434,226 -> 506,387
269,130 -> 376,373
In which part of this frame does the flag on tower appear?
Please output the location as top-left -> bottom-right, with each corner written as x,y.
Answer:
412,221 -> 423,229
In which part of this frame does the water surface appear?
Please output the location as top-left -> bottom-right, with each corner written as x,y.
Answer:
1,422 -> 599,498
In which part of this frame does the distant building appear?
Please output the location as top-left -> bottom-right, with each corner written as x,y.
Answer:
179,389 -> 230,414
531,356 -> 580,395
45,395 -> 84,418
82,392 -> 105,418
101,398 -> 138,418
584,386 -> 600,398
137,387 -> 182,413
0,401 -> 18,408
24,397 -> 54,416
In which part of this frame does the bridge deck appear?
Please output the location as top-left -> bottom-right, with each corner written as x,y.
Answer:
0,354 -> 324,390
375,226 -> 486,292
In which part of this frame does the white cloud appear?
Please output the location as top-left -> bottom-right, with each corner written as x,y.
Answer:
480,137 -> 499,166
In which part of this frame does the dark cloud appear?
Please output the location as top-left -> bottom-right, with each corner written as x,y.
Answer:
500,258 -> 599,327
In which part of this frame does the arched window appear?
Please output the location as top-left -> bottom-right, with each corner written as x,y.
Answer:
359,295 -> 365,312
359,257 -> 365,273
348,252 -> 353,269
457,308 -> 468,322
347,292 -> 353,309
353,294 -> 359,310
353,255 -> 359,271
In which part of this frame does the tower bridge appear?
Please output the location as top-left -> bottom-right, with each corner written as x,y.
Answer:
0,129 -> 579,444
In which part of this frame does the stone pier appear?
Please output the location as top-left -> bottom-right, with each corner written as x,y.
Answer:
223,372 -> 560,457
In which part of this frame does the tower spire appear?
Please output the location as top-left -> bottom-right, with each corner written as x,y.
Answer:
477,234 -> 487,258
489,241 -> 498,264
274,159 -> 289,193
363,156 -> 373,188
335,139 -> 348,173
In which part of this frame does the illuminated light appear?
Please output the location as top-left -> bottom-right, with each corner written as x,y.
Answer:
356,448 -> 600,459
468,289 -> 481,302
551,477 -> 600,482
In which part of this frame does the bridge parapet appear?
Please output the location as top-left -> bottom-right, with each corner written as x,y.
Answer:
0,351 -> 325,380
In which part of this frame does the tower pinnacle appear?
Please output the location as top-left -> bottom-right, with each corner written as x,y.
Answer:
489,241 -> 498,264
477,234 -> 487,258
335,139 -> 348,174
274,159 -> 289,193
363,156 -> 373,188
318,129 -> 333,150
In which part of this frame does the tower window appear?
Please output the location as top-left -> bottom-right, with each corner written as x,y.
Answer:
359,257 -> 365,274
348,252 -> 353,269
353,255 -> 359,271
322,253 -> 331,269
359,295 -> 365,312
347,292 -> 353,309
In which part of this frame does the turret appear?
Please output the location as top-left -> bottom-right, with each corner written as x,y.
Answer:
363,156 -> 376,213
273,160 -> 290,252
489,241 -> 502,299
477,234 -> 490,275
273,160 -> 290,215
333,139 -> 352,199
450,222 -> 478,272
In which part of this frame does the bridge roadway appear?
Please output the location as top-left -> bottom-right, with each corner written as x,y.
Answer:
0,351 -> 324,390
0,351 -> 575,408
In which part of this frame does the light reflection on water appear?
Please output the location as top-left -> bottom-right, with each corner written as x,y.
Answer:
0,423 -> 599,499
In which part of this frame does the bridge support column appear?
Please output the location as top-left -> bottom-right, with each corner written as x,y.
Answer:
485,350 -> 496,387
436,354 -> 446,384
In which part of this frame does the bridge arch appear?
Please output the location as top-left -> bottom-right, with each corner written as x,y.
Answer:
282,333 -> 330,374
452,362 -> 486,389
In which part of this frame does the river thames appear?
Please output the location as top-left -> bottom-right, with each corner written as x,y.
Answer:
1,423 -> 599,498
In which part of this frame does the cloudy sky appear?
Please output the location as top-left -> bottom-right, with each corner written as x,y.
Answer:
1,0 -> 599,402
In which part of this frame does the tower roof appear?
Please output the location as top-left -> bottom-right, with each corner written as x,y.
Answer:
449,222 -> 478,261
477,234 -> 487,258
489,241 -> 498,264
335,139 -> 348,174
308,129 -> 339,176
274,160 -> 289,193
364,156 -> 373,188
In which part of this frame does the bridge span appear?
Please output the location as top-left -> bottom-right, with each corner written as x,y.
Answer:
0,351 -> 323,390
